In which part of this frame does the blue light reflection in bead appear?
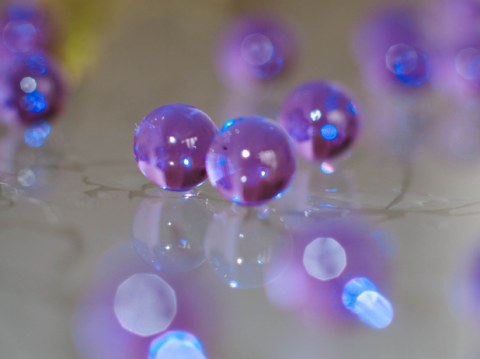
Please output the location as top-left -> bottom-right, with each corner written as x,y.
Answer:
24,91 -> 47,113
221,119 -> 235,132
24,120 -> 50,147
396,52 -> 431,86
342,277 -> 394,329
149,331 -> 207,359
321,161 -> 335,174
28,54 -> 48,75
321,124 -> 338,140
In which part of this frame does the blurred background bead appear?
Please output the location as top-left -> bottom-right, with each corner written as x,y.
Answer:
265,219 -> 391,328
422,0 -> 480,98
279,80 -> 360,161
206,116 -> 296,206
204,206 -> 293,289
132,192 -> 212,273
0,54 -> 67,127
134,104 -> 218,192
216,13 -> 298,88
353,4 -> 429,92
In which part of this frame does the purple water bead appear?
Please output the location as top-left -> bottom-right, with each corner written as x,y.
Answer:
217,13 -> 297,87
353,4 -> 429,91
134,104 -> 218,191
206,116 -> 296,206
279,81 -> 360,161
0,54 -> 67,127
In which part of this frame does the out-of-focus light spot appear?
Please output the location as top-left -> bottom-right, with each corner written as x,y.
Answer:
241,149 -> 250,158
257,205 -> 270,219
303,237 -> 347,281
8,2 -> 44,22
251,46 -> 284,80
468,55 -> 480,80
386,43 -> 418,75
321,161 -> 335,174
237,258 -> 243,264
342,277 -> 377,311
3,20 -> 37,53
24,120 -> 50,147
321,124 -> 338,140
149,331 -> 207,359
310,109 -> 322,121
241,33 -> 274,66
396,52 -> 431,86
221,120 -> 235,132
169,161 -> 174,166
182,158 -> 191,168
455,48 -> 480,79
240,176 -> 247,183
169,136 -> 176,144
342,277 -> 394,329
28,54 -> 48,75
17,168 -> 35,186
229,281 -> 238,288
354,291 -> 394,329
232,196 -> 240,203
24,91 -> 46,113
20,76 -> 36,93
114,273 -> 177,337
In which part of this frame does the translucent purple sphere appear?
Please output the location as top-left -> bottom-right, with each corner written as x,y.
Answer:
217,13 -> 297,87
279,81 -> 360,161
134,104 -> 218,191
0,54 -> 66,127
353,5 -> 429,91
206,116 -> 296,206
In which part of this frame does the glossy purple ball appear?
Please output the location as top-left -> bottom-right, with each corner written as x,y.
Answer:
279,81 -> 360,161
134,104 -> 218,191
217,13 -> 297,87
206,116 -> 296,206
0,54 -> 66,127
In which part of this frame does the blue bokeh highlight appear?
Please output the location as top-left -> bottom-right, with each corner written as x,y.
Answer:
24,120 -> 50,147
149,331 -> 207,359
342,277 -> 394,329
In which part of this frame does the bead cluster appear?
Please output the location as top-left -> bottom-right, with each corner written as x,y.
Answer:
134,80 -> 360,206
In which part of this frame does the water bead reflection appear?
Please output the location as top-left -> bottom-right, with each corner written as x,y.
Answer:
132,193 -> 211,273
204,208 -> 293,289
303,237 -> 347,281
241,33 -> 274,66
386,44 -> 418,76
24,119 -> 50,147
17,168 -> 35,186
114,273 -> 177,337
342,277 -> 394,329
149,331 -> 207,359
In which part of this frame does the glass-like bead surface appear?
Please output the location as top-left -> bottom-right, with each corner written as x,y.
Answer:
131,192 -> 212,273
204,207 -> 293,289
217,13 -> 297,87
279,81 -> 360,161
0,54 -> 66,127
134,104 -> 218,191
206,115 -> 296,206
